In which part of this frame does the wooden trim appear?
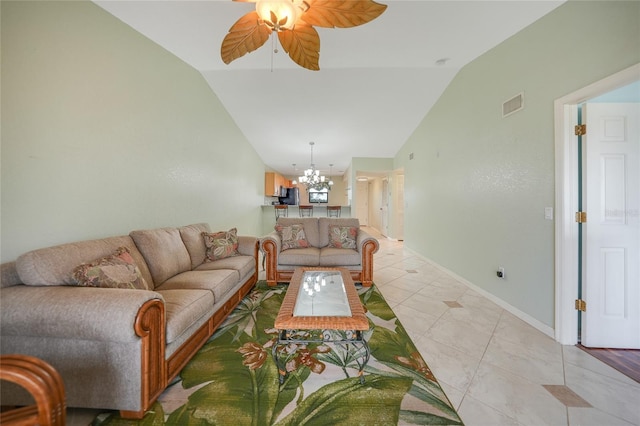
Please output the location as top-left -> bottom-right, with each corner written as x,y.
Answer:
166,321 -> 212,382
121,299 -> 165,420
0,354 -> 66,426
360,239 -> 376,287
263,238 -> 279,286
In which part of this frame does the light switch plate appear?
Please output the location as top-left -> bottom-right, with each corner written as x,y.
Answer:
545,207 -> 553,220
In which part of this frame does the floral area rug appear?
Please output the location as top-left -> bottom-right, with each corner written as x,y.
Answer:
93,281 -> 463,425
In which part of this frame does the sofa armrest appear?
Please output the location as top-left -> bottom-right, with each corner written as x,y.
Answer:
0,286 -> 164,343
260,232 -> 282,254
357,228 -> 380,254
260,232 -> 281,285
237,236 -> 259,257
357,229 -> 379,287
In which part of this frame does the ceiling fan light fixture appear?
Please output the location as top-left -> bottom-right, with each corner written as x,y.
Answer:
221,0 -> 387,70
256,0 -> 300,31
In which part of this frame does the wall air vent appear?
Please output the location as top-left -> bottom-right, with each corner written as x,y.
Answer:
502,92 -> 524,118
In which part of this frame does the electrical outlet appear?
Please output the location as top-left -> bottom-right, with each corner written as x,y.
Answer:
497,267 -> 505,279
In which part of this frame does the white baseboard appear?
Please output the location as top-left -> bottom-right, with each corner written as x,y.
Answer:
405,248 -> 556,339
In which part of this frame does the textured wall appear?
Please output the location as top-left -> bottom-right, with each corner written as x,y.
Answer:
1,1 -> 265,262
395,1 -> 640,327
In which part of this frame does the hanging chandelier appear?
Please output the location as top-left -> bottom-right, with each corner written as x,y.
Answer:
296,142 -> 333,191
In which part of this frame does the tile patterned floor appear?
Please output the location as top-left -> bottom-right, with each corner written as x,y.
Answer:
67,227 -> 640,425
369,228 -> 640,426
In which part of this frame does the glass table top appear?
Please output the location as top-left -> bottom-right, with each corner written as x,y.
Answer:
293,271 -> 352,317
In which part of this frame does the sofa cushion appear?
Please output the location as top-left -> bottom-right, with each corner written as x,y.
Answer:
179,223 -> 212,269
328,225 -> 358,249
275,224 -> 310,250
319,247 -> 362,266
16,236 -> 154,288
130,227 -> 191,285
278,247 -> 321,266
157,269 -> 239,303
275,217 -> 320,247
194,255 -> 255,281
203,228 -> 239,261
72,247 -> 150,290
158,289 -> 214,344
319,218 -> 360,248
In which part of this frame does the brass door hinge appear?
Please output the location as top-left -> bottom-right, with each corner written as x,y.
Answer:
575,299 -> 587,312
575,211 -> 587,223
575,124 -> 587,136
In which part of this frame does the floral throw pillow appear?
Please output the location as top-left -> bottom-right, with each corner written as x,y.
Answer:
203,228 -> 239,261
328,225 -> 358,249
73,247 -> 150,290
275,224 -> 310,250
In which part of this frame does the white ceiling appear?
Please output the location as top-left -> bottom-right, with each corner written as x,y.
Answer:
94,0 -> 564,177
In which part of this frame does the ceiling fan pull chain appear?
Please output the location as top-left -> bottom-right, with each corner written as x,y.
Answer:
271,32 -> 278,72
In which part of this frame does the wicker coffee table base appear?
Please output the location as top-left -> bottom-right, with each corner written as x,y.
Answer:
272,329 -> 370,384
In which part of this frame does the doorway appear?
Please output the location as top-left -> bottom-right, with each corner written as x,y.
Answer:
555,63 -> 640,348
393,171 -> 405,241
355,180 -> 369,226
381,178 -> 389,237
581,100 -> 639,348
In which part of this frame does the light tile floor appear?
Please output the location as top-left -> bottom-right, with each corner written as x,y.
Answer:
368,227 -> 640,426
68,227 -> 640,425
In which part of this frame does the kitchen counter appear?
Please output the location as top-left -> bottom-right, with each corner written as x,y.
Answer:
261,205 -> 352,235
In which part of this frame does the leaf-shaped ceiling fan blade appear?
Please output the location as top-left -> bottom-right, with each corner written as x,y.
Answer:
278,24 -> 320,71
301,0 -> 387,28
221,11 -> 272,64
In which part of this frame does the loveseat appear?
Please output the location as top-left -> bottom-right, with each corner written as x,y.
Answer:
261,217 -> 379,286
0,223 -> 258,419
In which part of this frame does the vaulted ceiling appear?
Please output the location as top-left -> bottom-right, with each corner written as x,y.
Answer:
94,0 -> 564,177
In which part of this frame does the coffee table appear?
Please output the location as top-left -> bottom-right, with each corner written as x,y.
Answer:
272,267 -> 370,384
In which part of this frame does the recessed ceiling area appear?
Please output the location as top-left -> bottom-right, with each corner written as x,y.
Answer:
93,0 -> 565,177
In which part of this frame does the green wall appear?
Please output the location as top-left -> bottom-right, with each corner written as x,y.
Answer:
1,0 -> 265,262
395,1 -> 640,327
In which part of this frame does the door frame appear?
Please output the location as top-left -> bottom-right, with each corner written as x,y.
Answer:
554,63 -> 640,345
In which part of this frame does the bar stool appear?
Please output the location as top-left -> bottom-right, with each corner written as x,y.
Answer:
299,205 -> 313,217
274,205 -> 288,219
327,206 -> 341,217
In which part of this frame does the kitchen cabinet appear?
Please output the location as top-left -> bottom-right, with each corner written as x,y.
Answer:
265,172 -> 291,196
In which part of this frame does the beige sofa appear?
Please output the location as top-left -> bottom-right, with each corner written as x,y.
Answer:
261,217 -> 379,286
0,223 -> 258,419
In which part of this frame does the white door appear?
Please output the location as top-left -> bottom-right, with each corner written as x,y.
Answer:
582,102 -> 640,348
381,179 -> 389,236
356,180 -> 369,226
394,173 -> 405,240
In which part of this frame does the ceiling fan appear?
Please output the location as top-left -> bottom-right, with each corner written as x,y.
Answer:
221,0 -> 387,71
